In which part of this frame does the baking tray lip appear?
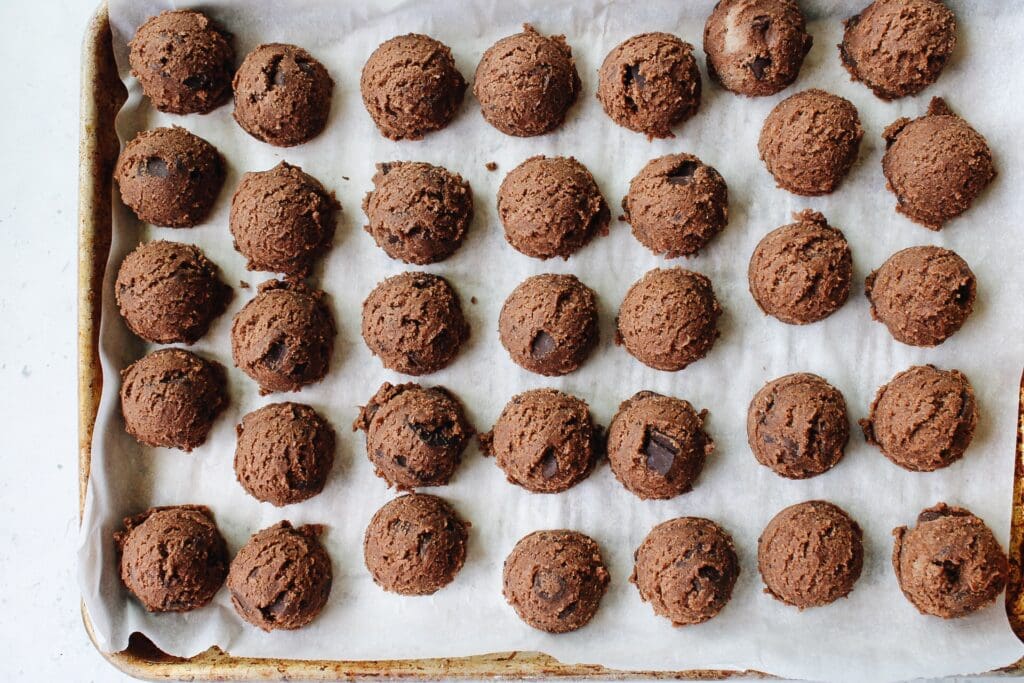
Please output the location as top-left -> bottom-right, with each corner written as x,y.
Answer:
77,1 -> 1024,678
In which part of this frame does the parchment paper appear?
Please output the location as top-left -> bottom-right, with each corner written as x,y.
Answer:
80,1 -> 1024,679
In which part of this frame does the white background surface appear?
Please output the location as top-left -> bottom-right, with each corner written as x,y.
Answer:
0,0 -> 1018,681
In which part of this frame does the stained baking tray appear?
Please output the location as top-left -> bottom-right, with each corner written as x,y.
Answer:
78,2 -> 1024,678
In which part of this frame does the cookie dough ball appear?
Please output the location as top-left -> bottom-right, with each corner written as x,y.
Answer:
703,0 -> 812,97
353,382 -> 474,490
861,365 -> 977,472
115,505 -> 228,612
233,43 -> 333,147
882,98 -> 995,229
616,268 -> 722,371
893,503 -> 1008,618
747,373 -> 849,480
361,272 -> 469,375
596,32 -> 701,138
231,280 -> 335,394
865,245 -> 976,347
498,274 -> 598,376
480,389 -> 598,494
363,494 -> 469,595
120,348 -> 227,452
503,530 -> 609,633
748,210 -> 852,325
114,126 -> 225,228
128,10 -> 234,115
362,161 -> 472,265
115,240 -> 231,344
230,162 -> 339,278
474,25 -> 580,137
758,89 -> 863,196
228,521 -> 332,631
361,34 -> 466,140
497,156 -> 609,260
758,501 -> 863,608
234,402 -> 335,506
622,154 -> 729,258
631,518 -> 739,625
607,392 -> 714,500
841,0 -> 957,100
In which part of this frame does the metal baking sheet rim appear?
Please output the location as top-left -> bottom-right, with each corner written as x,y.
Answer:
76,2 -> 1024,678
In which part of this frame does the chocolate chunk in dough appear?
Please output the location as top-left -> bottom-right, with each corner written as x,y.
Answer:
363,493 -> 469,595
354,382 -> 474,490
114,126 -> 225,228
474,25 -> 580,137
115,240 -> 231,344
758,500 -> 863,608
480,389 -> 599,494
703,0 -> 812,97
861,365 -> 977,472
498,274 -> 598,376
361,272 -> 469,375
115,505 -> 228,612
631,517 -> 739,625
503,530 -> 609,633
233,43 -> 333,147
758,89 -> 863,196
841,0 -> 957,100
231,280 -> 335,394
361,34 -> 466,140
497,156 -> 609,260
865,245 -> 976,347
596,32 -> 701,138
120,348 -> 227,452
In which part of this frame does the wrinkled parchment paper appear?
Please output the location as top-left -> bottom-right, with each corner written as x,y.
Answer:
80,1 -> 1024,679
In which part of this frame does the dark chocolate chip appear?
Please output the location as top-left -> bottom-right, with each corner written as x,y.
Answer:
417,532 -> 433,557
530,331 -> 557,358
666,161 -> 698,185
643,429 -> 679,476
540,449 -> 559,479
143,157 -> 169,178
624,63 -> 646,90
533,569 -> 567,601
407,420 -> 455,448
263,340 -> 286,367
750,56 -> 771,80
183,73 -> 212,91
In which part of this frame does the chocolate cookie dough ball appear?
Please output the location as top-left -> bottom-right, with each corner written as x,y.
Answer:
362,162 -> 472,265
758,89 -> 863,196
361,34 -> 466,140
231,280 -> 335,394
616,268 -> 722,372
474,25 -> 580,137
748,210 -> 852,325
114,126 -> 225,228
498,274 -> 598,376
115,240 -> 231,344
841,0 -> 957,100
233,43 -> 333,147
361,272 -> 469,375
607,392 -> 714,500
230,162 -> 339,278
703,0 -> 812,97
631,518 -> 739,625
861,365 -> 977,472
882,98 -> 995,229
497,156 -> 609,260
480,389 -> 599,494
120,348 -> 227,452
363,494 -> 469,595
354,382 -> 474,490
893,504 -> 1008,618
234,403 -> 335,506
747,373 -> 849,480
128,10 -> 234,115
865,245 -> 976,347
758,500 -> 864,609
622,154 -> 729,258
503,530 -> 609,633
228,521 -> 332,631
115,505 -> 228,612
596,32 -> 701,138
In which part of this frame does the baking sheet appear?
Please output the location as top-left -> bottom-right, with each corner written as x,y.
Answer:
79,1 -> 1024,680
